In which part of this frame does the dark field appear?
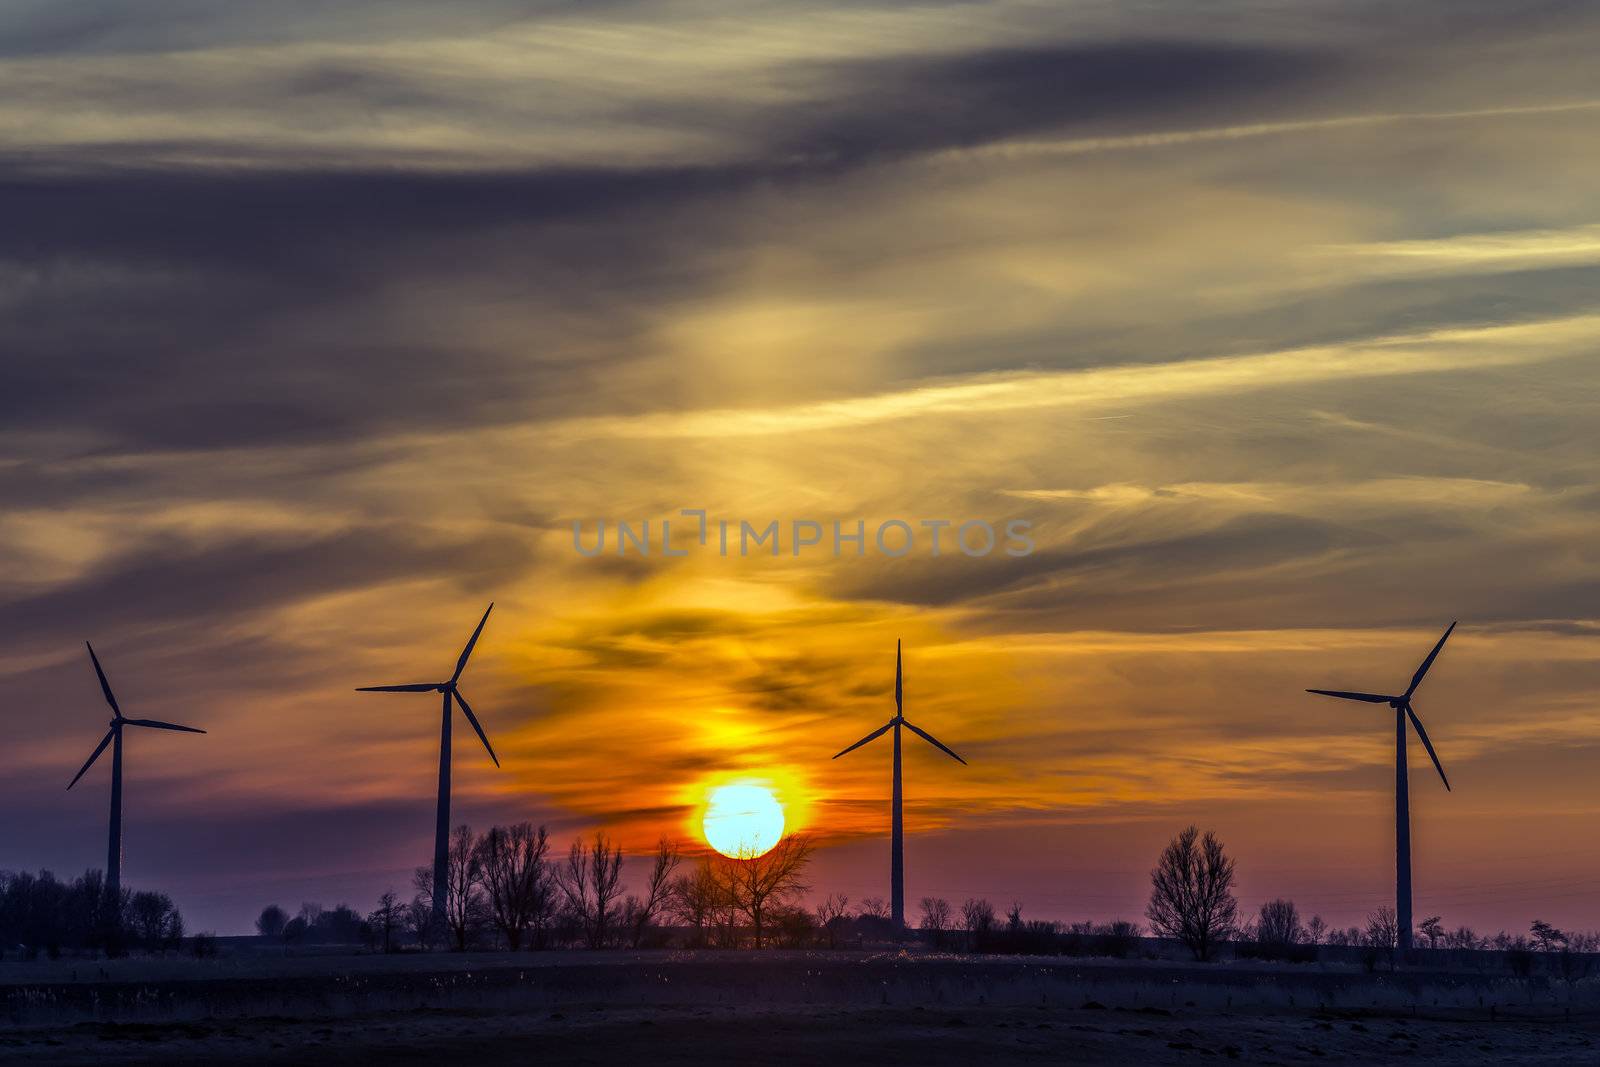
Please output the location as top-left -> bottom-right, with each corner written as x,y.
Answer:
3,951 -> 1598,1064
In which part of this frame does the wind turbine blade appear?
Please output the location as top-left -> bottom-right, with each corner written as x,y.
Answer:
85,642 -> 122,718
1305,689 -> 1392,703
68,729 -> 115,789
452,603 -> 494,684
355,683 -> 440,692
1404,703 -> 1451,792
832,720 -> 893,759
902,720 -> 967,765
452,690 -> 500,768
123,719 -> 205,734
1404,621 -> 1457,700
894,639 -> 902,716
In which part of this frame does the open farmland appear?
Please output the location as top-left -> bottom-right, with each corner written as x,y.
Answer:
3,950 -> 1598,1064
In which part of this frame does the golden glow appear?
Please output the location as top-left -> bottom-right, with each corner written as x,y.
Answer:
702,781 -> 785,858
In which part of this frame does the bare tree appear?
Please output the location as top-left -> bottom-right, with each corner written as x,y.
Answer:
1256,899 -> 1302,947
1305,914 -> 1327,946
858,897 -> 889,921
1419,915 -> 1444,950
919,897 -> 952,948
1531,919 -> 1567,952
368,890 -> 403,953
414,824 -> 484,950
1366,906 -> 1398,948
727,834 -> 815,948
590,834 -> 625,947
127,891 -> 183,953
558,832 -> 625,948
629,838 -> 682,948
669,859 -> 723,948
556,838 -> 589,944
1146,825 -> 1238,962
815,893 -> 850,949
474,823 -> 551,951
1365,906 -> 1399,971
405,894 -> 434,949
962,897 -> 996,950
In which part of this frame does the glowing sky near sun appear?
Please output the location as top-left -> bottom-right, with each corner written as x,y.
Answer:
1,1 -> 1599,935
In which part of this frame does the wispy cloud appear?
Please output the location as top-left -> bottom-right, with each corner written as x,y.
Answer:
3,0 -> 1600,935
544,314 -> 1600,440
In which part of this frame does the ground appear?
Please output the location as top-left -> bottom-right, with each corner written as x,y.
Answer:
2,951 -> 1596,1064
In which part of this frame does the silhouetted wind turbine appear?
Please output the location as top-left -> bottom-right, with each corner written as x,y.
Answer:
1307,621 -> 1456,953
832,640 -> 966,931
67,642 -> 206,910
357,603 -> 499,935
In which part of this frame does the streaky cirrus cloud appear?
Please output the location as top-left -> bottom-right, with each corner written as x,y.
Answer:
1,1 -> 1598,934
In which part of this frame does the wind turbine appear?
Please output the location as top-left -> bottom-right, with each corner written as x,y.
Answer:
67,642 -> 206,910
832,640 -> 966,931
356,603 -> 499,935
1307,621 -> 1456,952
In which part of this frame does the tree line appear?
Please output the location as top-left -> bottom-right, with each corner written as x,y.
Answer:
1142,824 -> 1600,974
13,823 -> 1592,967
256,823 -> 819,952
0,868 -> 189,959
240,822 -> 1600,968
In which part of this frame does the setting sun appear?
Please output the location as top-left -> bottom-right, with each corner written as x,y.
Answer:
702,782 -> 785,858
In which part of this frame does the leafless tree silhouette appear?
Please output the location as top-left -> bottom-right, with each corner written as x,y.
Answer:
962,897 -> 996,948
558,832 -> 624,948
413,823 -> 483,950
127,891 -> 183,953
628,838 -> 682,948
1256,898 -> 1302,947
727,834 -> 815,948
475,823 -> 551,951
919,897 -> 953,947
816,893 -> 850,948
1365,906 -> 1399,971
1146,825 -> 1238,962
669,859 -> 723,948
368,890 -> 403,953
405,895 -> 434,949
1530,919 -> 1566,952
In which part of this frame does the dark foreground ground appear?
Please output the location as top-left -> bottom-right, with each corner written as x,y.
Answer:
3,951 -> 1598,1064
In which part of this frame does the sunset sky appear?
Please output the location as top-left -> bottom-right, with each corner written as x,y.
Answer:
3,1 -> 1599,936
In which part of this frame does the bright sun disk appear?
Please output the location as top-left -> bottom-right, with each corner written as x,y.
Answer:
702,782 -> 785,858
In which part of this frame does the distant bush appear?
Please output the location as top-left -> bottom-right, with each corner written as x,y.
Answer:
255,904 -> 287,939
127,890 -> 184,954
